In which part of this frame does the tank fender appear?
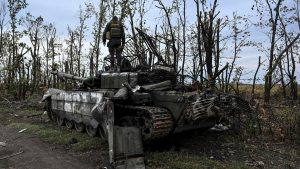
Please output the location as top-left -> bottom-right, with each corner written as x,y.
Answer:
40,88 -> 64,102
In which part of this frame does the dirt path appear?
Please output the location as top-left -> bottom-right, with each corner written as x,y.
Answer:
0,125 -> 99,169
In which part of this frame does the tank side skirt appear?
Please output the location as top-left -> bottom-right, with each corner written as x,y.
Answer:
49,91 -> 107,128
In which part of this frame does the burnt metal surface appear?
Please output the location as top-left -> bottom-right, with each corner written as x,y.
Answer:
190,93 -> 236,120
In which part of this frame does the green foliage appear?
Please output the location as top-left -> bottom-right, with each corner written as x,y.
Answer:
263,105 -> 300,141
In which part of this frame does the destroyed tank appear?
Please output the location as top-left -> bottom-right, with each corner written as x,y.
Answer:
42,67 -> 251,140
41,28 -> 251,168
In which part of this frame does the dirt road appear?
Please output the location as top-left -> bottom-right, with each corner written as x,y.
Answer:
0,125 -> 100,169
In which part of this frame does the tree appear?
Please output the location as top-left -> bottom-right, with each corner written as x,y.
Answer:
41,23 -> 57,87
0,1 -> 8,88
7,0 -> 27,92
199,0 -> 227,89
75,4 -> 92,76
278,3 -> 299,100
254,0 -> 300,103
23,13 -> 44,93
188,30 -> 203,83
89,0 -> 106,76
225,13 -> 251,92
155,0 -> 178,72
200,0 -> 218,86
0,1 -> 8,57
126,0 -> 149,66
194,0 -> 204,85
66,26 -> 76,75
175,0 -> 186,84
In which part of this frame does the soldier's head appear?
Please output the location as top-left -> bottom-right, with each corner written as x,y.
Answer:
112,16 -> 118,21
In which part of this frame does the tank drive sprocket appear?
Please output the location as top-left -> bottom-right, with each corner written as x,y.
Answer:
116,105 -> 174,140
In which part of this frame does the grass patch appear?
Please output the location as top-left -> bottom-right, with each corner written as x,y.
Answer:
16,108 -> 43,116
9,122 -> 107,152
0,106 -> 41,124
0,107 -> 16,125
145,151 -> 249,169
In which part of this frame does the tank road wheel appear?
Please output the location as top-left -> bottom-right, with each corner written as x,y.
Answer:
117,116 -> 135,126
139,115 -> 153,139
75,122 -> 85,133
65,119 -> 74,129
86,125 -> 98,137
56,115 -> 65,126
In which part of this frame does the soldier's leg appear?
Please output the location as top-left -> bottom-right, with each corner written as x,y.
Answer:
115,47 -> 123,72
109,46 -> 115,69
116,47 -> 122,67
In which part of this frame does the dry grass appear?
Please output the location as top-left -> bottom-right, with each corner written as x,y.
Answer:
9,122 -> 107,152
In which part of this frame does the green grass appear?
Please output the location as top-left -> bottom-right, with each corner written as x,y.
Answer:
145,151 -> 250,169
1,106 -> 108,152
0,106 -> 41,123
0,107 -> 16,125
9,122 -> 107,152
16,108 -> 43,116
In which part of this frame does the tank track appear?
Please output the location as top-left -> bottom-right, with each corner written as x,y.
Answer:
116,105 -> 174,140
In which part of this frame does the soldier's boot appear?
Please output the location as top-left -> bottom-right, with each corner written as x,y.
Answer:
108,67 -> 114,73
113,66 -> 117,72
116,66 -> 120,72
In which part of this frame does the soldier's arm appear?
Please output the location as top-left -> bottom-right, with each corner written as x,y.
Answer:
121,25 -> 125,46
102,23 -> 110,44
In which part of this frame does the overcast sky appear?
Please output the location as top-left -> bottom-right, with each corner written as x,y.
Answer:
24,0 -> 255,34
21,0 -> 300,82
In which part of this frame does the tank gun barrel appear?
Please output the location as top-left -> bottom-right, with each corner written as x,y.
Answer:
51,70 -> 87,81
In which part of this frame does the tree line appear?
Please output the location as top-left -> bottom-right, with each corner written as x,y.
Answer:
0,0 -> 299,103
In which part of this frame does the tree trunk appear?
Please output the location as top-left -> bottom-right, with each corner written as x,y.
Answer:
263,0 -> 282,103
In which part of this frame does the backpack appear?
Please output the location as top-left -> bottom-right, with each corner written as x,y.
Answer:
110,21 -> 122,38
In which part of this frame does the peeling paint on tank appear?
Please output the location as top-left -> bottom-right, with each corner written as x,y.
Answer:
52,99 -> 57,109
81,93 -> 89,102
64,101 -> 73,113
48,89 -> 112,123
73,102 -> 82,114
57,93 -> 64,100
90,92 -> 103,103
72,93 -> 81,102
57,100 -> 64,111
79,104 -> 91,115
91,95 -> 104,114
64,93 -> 73,101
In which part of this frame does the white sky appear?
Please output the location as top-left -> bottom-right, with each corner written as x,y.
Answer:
24,0 -> 255,35
19,0 -> 300,83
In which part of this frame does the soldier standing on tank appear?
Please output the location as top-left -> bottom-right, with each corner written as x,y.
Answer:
102,16 -> 125,72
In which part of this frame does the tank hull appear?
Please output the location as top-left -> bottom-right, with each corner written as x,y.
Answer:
43,88 -> 245,140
